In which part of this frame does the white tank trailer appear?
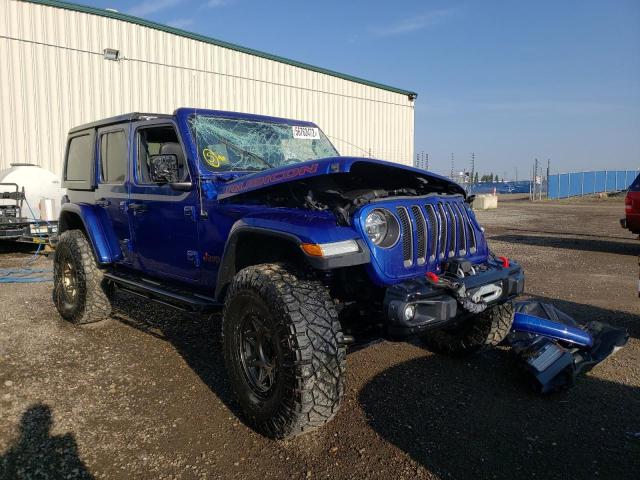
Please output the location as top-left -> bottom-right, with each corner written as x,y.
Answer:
0,163 -> 64,242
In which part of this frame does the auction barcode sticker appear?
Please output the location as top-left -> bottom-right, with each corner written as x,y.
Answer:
292,126 -> 320,139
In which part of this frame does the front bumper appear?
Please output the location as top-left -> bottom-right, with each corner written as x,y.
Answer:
384,259 -> 525,336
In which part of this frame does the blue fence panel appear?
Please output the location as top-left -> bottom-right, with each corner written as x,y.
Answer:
569,172 -> 583,196
548,174 -> 559,199
606,172 -> 617,191
626,170 -> 636,188
558,173 -> 570,198
595,171 -> 606,192
583,171 -> 595,195
546,169 -> 638,199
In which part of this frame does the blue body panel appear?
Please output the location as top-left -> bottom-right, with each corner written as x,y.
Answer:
513,312 -> 593,347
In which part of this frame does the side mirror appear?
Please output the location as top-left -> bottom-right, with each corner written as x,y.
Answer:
149,154 -> 179,184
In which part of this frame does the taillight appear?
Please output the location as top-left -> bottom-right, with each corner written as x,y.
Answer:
625,195 -> 632,213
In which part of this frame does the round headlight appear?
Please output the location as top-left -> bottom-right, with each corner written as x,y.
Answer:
364,209 -> 400,248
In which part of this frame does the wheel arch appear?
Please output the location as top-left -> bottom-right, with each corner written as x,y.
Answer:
214,226 -> 306,301
58,204 -> 119,265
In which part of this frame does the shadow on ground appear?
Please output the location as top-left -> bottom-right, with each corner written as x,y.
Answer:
0,404 -> 94,480
490,233 -> 638,256
359,349 -> 640,480
110,293 -> 242,418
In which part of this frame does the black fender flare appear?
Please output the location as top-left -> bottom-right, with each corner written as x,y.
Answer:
214,226 -> 301,301
213,226 -> 370,301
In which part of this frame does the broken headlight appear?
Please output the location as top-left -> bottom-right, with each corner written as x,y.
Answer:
365,209 -> 399,248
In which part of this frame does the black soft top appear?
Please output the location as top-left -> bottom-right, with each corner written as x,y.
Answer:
69,112 -> 173,133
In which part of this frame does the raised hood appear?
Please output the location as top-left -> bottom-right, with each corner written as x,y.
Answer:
216,157 -> 465,200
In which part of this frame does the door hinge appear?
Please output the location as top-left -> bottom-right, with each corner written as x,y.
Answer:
186,250 -> 200,267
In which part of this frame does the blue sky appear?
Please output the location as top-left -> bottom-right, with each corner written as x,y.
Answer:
82,0 -> 638,177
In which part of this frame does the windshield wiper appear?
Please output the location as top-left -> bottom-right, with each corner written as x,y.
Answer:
215,136 -> 274,170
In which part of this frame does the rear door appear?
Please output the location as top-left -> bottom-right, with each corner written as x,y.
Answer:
95,125 -> 132,263
128,120 -> 200,282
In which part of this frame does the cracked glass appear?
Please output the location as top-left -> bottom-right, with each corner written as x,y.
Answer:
189,115 -> 339,173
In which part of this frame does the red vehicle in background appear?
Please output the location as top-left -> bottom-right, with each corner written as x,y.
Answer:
621,173 -> 640,234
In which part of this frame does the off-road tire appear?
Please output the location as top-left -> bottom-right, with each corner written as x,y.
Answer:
53,229 -> 113,324
421,301 -> 514,356
222,263 -> 346,439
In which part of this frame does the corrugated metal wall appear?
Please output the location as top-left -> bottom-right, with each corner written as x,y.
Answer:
0,0 -> 415,175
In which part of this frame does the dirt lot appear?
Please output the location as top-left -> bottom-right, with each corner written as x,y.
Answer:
1,196 -> 639,480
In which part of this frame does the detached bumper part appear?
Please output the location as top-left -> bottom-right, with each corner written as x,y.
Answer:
384,261 -> 524,336
507,301 -> 629,393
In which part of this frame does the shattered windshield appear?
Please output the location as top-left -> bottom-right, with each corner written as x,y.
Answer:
189,115 -> 339,173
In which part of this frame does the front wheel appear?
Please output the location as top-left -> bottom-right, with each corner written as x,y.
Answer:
421,302 -> 515,356
222,264 -> 346,439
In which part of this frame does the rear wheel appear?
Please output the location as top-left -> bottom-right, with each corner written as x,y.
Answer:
421,302 -> 514,356
222,263 -> 346,438
53,230 -> 113,324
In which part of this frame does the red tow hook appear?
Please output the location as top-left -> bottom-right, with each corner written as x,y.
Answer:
426,272 -> 440,283
497,256 -> 510,268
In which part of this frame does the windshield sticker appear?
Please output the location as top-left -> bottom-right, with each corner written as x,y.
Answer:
292,126 -> 320,140
203,148 -> 227,168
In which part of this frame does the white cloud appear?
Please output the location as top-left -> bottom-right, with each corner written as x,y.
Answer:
204,0 -> 228,7
370,8 -> 457,36
128,0 -> 180,17
167,18 -> 195,29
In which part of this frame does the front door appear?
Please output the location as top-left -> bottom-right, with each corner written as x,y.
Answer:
128,120 -> 200,282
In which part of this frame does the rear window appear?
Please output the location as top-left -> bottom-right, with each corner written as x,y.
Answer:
100,130 -> 128,183
65,134 -> 93,181
630,173 -> 640,192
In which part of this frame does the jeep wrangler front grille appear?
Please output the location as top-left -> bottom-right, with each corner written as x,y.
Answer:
394,200 -> 478,269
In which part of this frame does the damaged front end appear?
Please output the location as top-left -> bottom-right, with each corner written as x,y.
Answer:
384,256 -> 525,336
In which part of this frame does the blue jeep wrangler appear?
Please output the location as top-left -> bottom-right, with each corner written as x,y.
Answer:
54,108 -> 524,438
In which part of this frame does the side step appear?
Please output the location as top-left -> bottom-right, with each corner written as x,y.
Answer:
104,272 -> 222,313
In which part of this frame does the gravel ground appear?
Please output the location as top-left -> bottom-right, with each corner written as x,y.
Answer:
0,196 -> 638,480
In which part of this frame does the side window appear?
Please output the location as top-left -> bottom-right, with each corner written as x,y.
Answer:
100,130 -> 127,183
65,134 -> 92,182
136,126 -> 188,184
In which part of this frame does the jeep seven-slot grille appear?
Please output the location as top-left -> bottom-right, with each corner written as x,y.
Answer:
391,200 -> 478,268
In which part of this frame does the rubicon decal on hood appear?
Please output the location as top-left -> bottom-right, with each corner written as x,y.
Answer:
219,163 -> 320,195
214,157 -> 467,201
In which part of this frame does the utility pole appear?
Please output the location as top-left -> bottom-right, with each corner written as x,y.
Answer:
546,159 -> 550,200
470,152 -> 475,185
515,167 -> 518,183
450,153 -> 455,179
533,158 -> 540,200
